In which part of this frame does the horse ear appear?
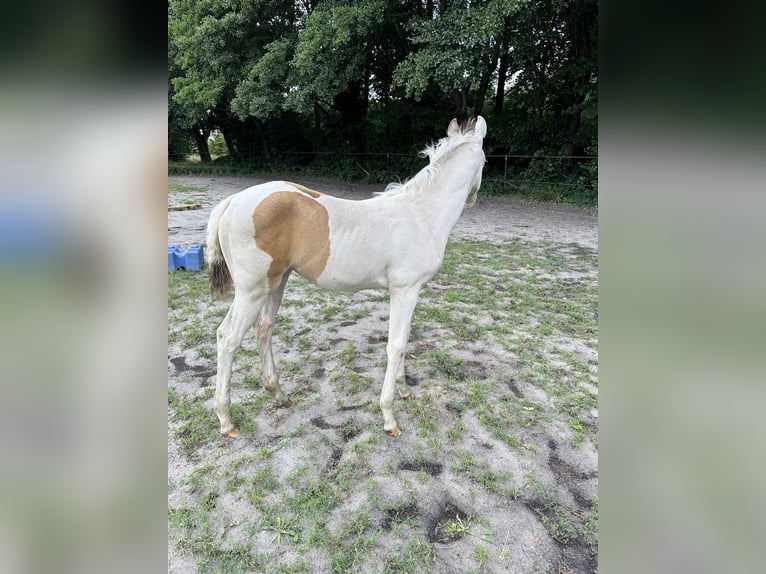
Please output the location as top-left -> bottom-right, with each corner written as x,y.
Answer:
474,116 -> 487,139
447,118 -> 460,137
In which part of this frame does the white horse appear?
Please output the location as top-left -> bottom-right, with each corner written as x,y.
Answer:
206,116 -> 487,437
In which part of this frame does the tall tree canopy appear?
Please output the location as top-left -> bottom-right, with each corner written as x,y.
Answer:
169,0 -> 597,199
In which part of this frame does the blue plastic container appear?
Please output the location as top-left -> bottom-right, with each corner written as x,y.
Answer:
168,243 -> 204,271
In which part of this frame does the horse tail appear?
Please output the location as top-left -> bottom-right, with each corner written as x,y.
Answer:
206,196 -> 234,299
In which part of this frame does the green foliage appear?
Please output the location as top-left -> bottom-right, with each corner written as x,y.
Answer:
394,0 -> 520,99
168,0 -> 598,205
232,37 -> 295,119
287,1 -> 386,114
207,131 -> 228,157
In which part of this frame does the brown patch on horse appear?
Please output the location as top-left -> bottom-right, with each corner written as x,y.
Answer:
285,181 -> 322,198
252,191 -> 330,291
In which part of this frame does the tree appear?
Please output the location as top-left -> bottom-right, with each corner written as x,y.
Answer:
167,0 -> 597,201
393,0 -> 520,118
498,0 -> 597,157
169,0 -> 299,161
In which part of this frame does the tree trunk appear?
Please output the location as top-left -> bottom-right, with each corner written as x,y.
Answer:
449,88 -> 468,120
314,101 -> 322,130
426,0 -> 433,19
475,40 -> 500,117
493,17 -> 512,116
561,0 -> 596,156
362,58 -> 370,116
190,128 -> 212,163
474,73 -> 491,118
562,107 -> 582,157
494,51 -> 510,115
253,117 -> 271,160
220,129 -> 236,159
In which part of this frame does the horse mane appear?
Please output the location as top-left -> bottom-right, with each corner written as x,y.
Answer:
375,119 -> 482,200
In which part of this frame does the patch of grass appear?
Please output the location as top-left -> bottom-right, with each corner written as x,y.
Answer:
463,377 -> 491,408
382,537 -> 433,574
329,511 -> 376,573
248,465 -> 279,506
447,417 -> 465,441
169,502 -> 264,573
451,449 -> 513,496
183,460 -> 215,491
168,389 -> 217,457
266,561 -> 312,574
296,334 -> 311,351
568,417 -> 586,446
168,269 -> 209,301
352,307 -> 372,320
473,543 -> 488,566
409,400 -> 437,437
585,499 -> 598,554
381,496 -> 418,528
477,410 -> 523,450
168,181 -> 205,194
438,513 -> 496,546
322,304 -> 344,320
526,478 -> 597,554
229,392 -> 270,434
507,397 -> 545,428
424,349 -> 467,380
288,476 -> 337,516
351,430 -> 381,453
261,515 -> 300,546
168,505 -> 194,531
414,305 -> 478,340
340,417 -> 363,441
195,345 -> 216,361
182,320 -> 210,348
329,367 -> 370,396
339,342 -> 356,367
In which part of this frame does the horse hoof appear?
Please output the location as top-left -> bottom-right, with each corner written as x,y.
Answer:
385,426 -> 402,437
221,425 -> 239,438
277,398 -> 293,409
402,393 -> 415,400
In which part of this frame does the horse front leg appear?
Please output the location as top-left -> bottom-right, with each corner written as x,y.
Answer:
381,285 -> 421,436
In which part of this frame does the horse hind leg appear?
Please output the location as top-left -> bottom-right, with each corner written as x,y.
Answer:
214,291 -> 268,436
254,272 -> 292,408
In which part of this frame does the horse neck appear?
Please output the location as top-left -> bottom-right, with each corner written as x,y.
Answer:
415,147 -> 481,243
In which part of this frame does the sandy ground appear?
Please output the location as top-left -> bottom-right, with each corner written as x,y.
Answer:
168,175 -> 598,573
168,175 -> 597,249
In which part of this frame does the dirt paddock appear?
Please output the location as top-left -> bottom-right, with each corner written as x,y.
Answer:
168,175 -> 598,573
